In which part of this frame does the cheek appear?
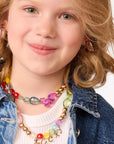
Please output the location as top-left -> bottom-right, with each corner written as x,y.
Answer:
60,24 -> 82,48
7,16 -> 27,52
7,11 -> 29,41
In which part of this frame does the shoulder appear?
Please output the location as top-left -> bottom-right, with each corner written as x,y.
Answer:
76,93 -> 114,143
94,93 -> 114,142
97,93 -> 114,130
97,93 -> 114,119
71,83 -> 114,142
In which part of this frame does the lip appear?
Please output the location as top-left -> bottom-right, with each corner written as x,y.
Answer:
28,43 -> 57,55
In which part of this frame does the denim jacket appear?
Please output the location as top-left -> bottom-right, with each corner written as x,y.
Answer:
0,82 -> 114,144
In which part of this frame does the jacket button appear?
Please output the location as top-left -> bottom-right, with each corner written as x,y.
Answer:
76,128 -> 80,138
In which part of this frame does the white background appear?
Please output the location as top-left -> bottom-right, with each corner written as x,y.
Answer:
95,0 -> 114,108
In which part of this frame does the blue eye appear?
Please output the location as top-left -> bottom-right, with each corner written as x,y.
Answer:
60,14 -> 73,20
25,7 -> 37,14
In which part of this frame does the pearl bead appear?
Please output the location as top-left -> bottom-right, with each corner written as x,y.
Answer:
61,85 -> 66,88
19,123 -> 24,128
59,116 -> 64,120
59,88 -> 63,91
23,127 -> 28,131
62,108 -> 67,113
61,112 -> 66,117
26,130 -> 31,135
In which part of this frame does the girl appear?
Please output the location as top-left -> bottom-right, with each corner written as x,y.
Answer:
0,0 -> 114,144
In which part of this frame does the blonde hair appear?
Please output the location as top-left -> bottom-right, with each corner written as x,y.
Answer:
0,0 -> 114,88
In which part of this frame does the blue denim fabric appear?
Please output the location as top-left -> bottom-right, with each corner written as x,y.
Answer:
0,82 -> 114,144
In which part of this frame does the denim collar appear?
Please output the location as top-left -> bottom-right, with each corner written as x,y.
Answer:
69,82 -> 100,118
0,83 -> 100,118
0,86 -> 10,102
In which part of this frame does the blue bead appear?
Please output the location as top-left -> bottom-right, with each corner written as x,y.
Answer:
52,124 -> 59,131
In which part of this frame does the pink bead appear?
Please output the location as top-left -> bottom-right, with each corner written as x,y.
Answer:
48,93 -> 57,101
44,99 -> 52,107
56,120 -> 62,126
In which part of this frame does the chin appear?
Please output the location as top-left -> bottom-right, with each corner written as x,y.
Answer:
29,68 -> 54,76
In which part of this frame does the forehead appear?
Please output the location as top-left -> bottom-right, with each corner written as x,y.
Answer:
10,0 -> 79,14
13,0 -> 77,6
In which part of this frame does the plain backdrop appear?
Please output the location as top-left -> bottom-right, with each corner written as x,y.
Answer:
95,0 -> 114,108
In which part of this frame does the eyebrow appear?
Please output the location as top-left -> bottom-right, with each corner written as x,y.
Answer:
17,0 -> 42,7
18,0 -> 40,2
18,0 -> 39,3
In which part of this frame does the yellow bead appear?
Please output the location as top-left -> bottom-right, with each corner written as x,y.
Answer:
44,132 -> 50,138
5,77 -> 10,84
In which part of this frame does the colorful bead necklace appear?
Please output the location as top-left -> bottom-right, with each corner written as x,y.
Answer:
17,89 -> 72,144
1,77 -> 66,107
1,75 -> 72,143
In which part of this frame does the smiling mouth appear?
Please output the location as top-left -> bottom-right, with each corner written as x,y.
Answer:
28,43 -> 57,55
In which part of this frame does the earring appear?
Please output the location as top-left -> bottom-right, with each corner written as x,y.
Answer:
0,24 -> 5,38
0,57 -> 6,64
6,42 -> 9,48
85,38 -> 94,52
0,57 -> 6,72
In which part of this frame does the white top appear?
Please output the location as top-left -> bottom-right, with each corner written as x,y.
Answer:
14,90 -> 71,144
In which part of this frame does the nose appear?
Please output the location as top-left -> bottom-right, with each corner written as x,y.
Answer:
35,17 -> 56,39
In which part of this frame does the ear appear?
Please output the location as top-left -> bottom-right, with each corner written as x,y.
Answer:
3,20 -> 8,31
81,38 -> 85,46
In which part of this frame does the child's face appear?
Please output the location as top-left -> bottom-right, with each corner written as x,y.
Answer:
5,0 -> 83,76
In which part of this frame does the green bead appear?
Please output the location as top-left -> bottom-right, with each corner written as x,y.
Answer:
66,94 -> 72,100
49,129 -> 55,135
63,98 -> 71,108
67,89 -> 72,95
66,89 -> 72,99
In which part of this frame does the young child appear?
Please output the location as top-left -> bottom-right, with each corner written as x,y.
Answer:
0,0 -> 114,144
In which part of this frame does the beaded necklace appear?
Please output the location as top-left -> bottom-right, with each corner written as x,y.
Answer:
1,77 -> 72,143
1,77 -> 66,107
17,89 -> 72,144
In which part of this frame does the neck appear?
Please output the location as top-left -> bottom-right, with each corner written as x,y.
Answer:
10,65 -> 65,98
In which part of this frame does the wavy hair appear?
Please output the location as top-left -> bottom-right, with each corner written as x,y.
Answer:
0,0 -> 114,88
